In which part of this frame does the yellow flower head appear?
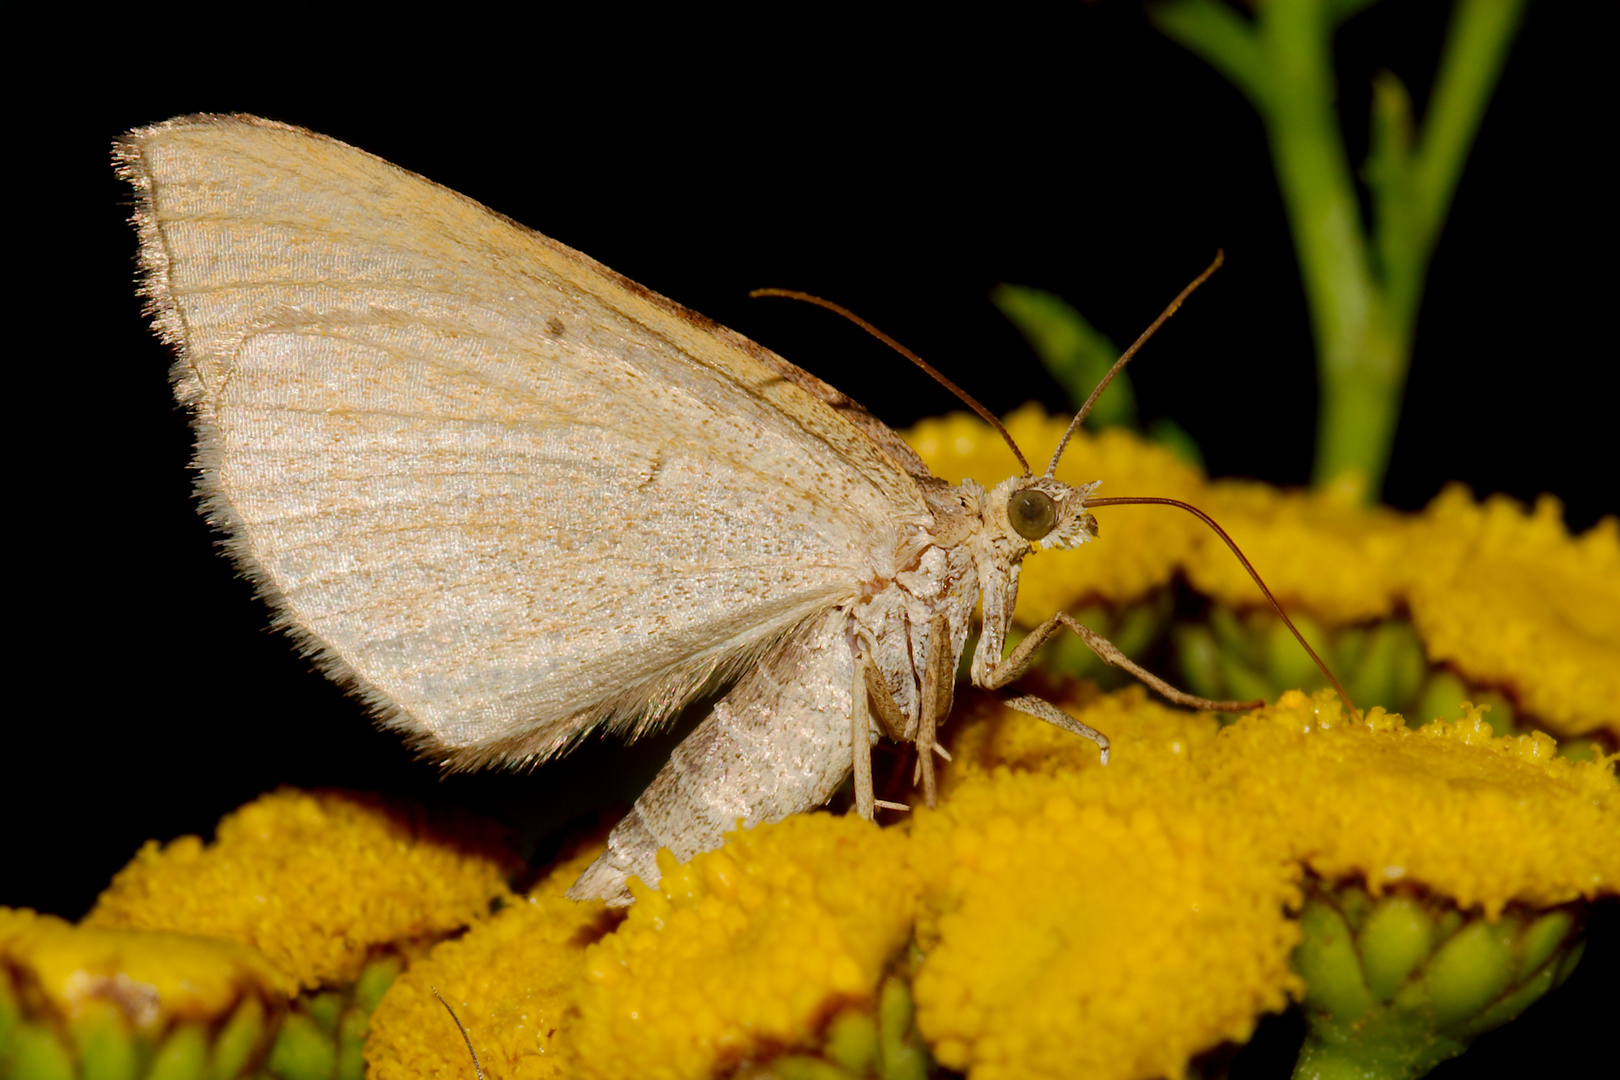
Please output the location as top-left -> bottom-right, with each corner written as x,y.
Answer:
1,907 -> 293,1024
1202,691 -> 1620,917
913,684 -> 1618,1078
943,681 -> 1222,790
1,908 -> 293,1080
570,812 -> 915,1080
1184,478 -> 1413,624
85,789 -> 518,990
1406,486 -> 1620,738
909,724 -> 1301,1080
366,849 -> 613,1080
912,409 -> 1619,743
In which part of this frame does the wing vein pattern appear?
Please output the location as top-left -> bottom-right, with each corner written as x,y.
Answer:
119,116 -> 929,767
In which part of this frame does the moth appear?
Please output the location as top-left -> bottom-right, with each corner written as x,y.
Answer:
119,115 -> 1309,905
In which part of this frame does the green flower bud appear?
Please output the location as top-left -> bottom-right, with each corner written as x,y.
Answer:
1293,881 -> 1586,1079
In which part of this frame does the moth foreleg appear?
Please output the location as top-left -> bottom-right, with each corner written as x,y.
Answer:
983,611 -> 1263,712
999,692 -> 1110,763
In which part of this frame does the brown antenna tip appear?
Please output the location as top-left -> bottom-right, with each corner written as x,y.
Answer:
1045,251 -> 1224,477
750,288 -> 1033,476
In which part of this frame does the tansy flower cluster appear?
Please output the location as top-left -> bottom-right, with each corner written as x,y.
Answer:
5,414 -> 1614,1080
910,407 -> 1619,744
3,790 -> 519,1080
7,686 -> 1614,1079
84,790 -> 519,991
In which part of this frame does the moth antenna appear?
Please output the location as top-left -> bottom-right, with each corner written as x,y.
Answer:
1084,495 -> 1357,714
1045,252 -> 1225,478
751,287 -> 1033,476
431,986 -> 485,1080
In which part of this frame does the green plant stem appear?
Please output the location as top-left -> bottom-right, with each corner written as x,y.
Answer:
1379,0 -> 1527,335
1151,0 -> 1525,500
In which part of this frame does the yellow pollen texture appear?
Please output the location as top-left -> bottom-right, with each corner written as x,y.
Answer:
1204,692 -> 1620,918
1406,486 -> 1620,737
569,813 -> 916,1079
908,766 -> 1299,1080
84,789 -> 517,990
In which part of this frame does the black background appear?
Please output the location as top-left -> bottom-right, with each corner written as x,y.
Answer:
10,3 -> 1610,1076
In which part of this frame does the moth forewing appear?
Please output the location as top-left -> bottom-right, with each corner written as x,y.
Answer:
121,115 -> 922,752
122,114 -> 1237,910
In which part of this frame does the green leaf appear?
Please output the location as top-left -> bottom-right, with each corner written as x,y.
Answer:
990,283 -> 1138,427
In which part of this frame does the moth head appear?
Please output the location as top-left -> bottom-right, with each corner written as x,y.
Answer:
991,476 -> 1100,551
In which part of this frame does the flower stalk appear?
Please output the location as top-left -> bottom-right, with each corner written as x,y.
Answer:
1132,0 -> 1528,499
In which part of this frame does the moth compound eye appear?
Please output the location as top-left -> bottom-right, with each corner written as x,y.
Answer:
1008,488 -> 1057,540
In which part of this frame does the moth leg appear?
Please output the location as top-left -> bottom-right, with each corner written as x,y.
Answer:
851,646 -> 878,821
999,692 -> 1111,764
983,611 -> 1263,711
911,611 -> 955,809
909,736 -> 953,778
912,714 -> 937,810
